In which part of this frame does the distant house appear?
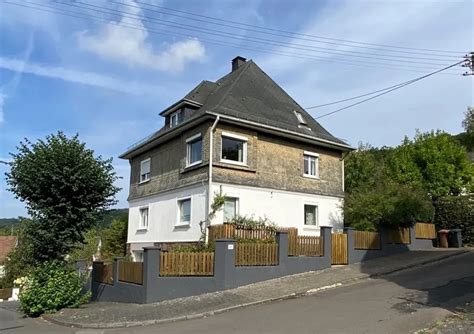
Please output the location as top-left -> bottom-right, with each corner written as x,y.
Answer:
120,56 -> 353,261
0,236 -> 17,277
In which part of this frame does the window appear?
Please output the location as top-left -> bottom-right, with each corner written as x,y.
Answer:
221,132 -> 247,164
170,110 -> 184,128
294,111 -> 307,124
186,134 -> 202,166
140,158 -> 151,183
223,197 -> 238,222
133,251 -> 143,262
139,207 -> 149,229
178,198 -> 191,225
304,205 -> 318,226
303,152 -> 319,178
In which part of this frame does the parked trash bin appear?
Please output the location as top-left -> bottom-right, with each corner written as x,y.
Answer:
438,229 -> 450,248
448,229 -> 463,248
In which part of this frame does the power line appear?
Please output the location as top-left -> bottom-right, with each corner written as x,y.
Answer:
313,60 -> 465,119
54,0 -> 455,67
117,0 -> 463,60
4,1 -> 464,75
134,0 -> 465,56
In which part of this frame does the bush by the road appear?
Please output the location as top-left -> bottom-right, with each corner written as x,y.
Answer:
435,195 -> 474,246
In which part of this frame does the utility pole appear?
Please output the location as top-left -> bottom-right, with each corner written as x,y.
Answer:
462,52 -> 474,76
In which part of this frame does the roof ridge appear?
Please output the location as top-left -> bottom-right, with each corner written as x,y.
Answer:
209,61 -> 252,113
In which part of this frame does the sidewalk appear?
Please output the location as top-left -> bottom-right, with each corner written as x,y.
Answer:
43,249 -> 469,329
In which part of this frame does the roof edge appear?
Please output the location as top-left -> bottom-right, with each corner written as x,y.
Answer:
159,99 -> 202,117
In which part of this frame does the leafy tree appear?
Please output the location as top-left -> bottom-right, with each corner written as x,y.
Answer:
101,219 -> 128,260
68,228 -> 101,264
344,180 -> 434,231
6,132 -> 120,261
344,143 -> 379,193
462,106 -> 474,134
434,195 -> 474,245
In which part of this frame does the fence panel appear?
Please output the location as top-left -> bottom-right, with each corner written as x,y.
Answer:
208,224 -> 235,242
415,223 -> 436,239
160,252 -> 214,276
288,235 -> 323,256
94,262 -> 114,285
354,231 -> 381,250
331,233 -> 348,265
0,288 -> 12,300
118,261 -> 143,285
388,227 -> 411,244
235,243 -> 278,266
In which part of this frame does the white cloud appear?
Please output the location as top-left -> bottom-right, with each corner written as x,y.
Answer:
77,0 -> 205,72
0,57 -> 163,96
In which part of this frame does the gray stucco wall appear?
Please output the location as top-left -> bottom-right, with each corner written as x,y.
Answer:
92,228 -> 332,304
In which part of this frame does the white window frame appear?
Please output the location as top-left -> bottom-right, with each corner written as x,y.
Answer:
176,197 -> 192,227
133,251 -> 143,262
303,203 -> 319,228
139,158 -> 151,183
170,110 -> 183,128
294,110 -> 307,124
303,151 -> 319,179
186,133 -> 203,167
223,197 -> 239,223
220,131 -> 248,166
138,206 -> 149,230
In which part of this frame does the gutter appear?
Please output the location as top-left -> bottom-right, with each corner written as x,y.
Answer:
206,115 -> 220,244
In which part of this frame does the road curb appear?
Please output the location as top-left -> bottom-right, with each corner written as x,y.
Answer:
41,250 -> 470,329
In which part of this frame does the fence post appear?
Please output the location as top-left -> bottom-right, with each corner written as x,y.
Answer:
343,227 -> 355,264
112,257 -> 124,284
276,231 -> 288,262
143,247 -> 160,303
320,226 -> 332,265
214,239 -> 236,289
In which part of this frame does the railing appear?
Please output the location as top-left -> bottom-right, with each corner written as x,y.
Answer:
93,262 -> 114,285
235,243 -> 278,266
119,261 -> 143,285
354,231 -> 381,250
415,223 -> 436,239
160,252 -> 215,276
288,235 -> 323,256
388,227 -> 411,244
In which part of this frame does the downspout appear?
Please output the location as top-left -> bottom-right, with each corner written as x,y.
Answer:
205,115 -> 220,244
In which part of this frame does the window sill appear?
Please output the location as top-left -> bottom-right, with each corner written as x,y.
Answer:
214,161 -> 256,173
181,161 -> 208,174
303,226 -> 319,230
303,174 -> 320,180
136,228 -> 148,232
220,159 -> 248,167
174,222 -> 190,228
139,179 -> 151,185
186,160 -> 202,168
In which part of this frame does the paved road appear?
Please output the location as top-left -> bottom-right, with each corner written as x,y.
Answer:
2,252 -> 473,334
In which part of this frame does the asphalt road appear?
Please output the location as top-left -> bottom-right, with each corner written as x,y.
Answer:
2,252 -> 473,334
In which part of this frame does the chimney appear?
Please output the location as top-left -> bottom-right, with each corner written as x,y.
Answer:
232,56 -> 247,72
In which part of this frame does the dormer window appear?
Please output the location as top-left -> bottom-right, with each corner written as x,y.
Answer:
294,111 -> 307,125
170,110 -> 184,128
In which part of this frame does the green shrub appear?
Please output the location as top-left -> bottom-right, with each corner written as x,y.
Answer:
434,195 -> 474,245
227,215 -> 277,232
19,261 -> 90,317
170,242 -> 215,253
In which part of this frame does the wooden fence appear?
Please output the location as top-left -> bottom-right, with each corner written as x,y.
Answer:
0,288 -> 12,300
288,235 -> 323,256
415,223 -> 436,239
388,227 -> 411,244
118,261 -> 143,285
208,224 -> 297,242
159,252 -> 215,276
94,262 -> 114,284
331,233 -> 348,265
235,243 -> 278,266
354,231 -> 381,250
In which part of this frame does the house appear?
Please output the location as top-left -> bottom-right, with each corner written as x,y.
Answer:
0,236 -> 17,278
120,56 -> 353,261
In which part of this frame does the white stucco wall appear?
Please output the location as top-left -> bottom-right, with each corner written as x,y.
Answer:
212,183 -> 344,236
127,184 -> 207,245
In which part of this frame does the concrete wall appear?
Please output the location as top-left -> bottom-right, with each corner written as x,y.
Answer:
345,226 -> 435,264
212,183 -> 344,235
128,183 -> 207,247
92,228 -> 332,304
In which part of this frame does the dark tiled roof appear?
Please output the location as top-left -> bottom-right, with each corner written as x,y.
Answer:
121,59 -> 349,158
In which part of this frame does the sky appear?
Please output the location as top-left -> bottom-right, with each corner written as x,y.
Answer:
0,0 -> 472,218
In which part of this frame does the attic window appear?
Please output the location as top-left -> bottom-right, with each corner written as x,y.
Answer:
294,111 -> 307,125
170,110 -> 184,128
